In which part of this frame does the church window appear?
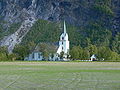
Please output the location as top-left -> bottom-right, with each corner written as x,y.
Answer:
62,37 -> 64,40
62,47 -> 63,50
62,42 -> 63,45
32,53 -> 34,59
38,53 -> 41,58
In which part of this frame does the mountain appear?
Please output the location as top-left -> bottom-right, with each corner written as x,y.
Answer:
0,0 -> 120,53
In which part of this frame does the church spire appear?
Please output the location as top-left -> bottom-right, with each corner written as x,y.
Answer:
64,21 -> 66,34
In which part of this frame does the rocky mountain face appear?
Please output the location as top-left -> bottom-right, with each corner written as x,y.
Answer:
0,0 -> 37,53
0,0 -> 120,53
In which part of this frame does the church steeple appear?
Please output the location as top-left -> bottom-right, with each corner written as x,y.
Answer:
64,21 -> 66,34
57,20 -> 70,60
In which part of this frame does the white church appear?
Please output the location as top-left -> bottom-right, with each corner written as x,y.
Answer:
25,21 -> 70,61
49,21 -> 70,61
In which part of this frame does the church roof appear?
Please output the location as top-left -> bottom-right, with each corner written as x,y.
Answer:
64,21 -> 66,34
91,54 -> 96,58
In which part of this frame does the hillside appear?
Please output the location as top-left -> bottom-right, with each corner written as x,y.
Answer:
0,0 -> 120,54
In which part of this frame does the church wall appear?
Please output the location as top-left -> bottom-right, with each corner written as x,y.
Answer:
25,52 -> 43,61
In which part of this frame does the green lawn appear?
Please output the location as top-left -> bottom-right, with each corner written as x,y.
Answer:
0,62 -> 120,90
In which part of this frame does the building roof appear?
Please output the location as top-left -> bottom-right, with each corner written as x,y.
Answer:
91,54 -> 96,58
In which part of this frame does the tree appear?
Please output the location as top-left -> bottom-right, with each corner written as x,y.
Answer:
37,43 -> 57,60
0,25 -> 3,39
81,38 -> 91,48
13,45 -> 29,60
27,41 -> 36,53
86,44 -> 98,56
97,46 -> 112,60
78,46 -> 84,60
60,51 -> 64,59
0,46 -> 8,54
43,50 -> 49,60
0,46 -> 8,61
38,43 -> 49,60
8,53 -> 17,61
110,52 -> 120,61
82,48 -> 90,60
111,33 -> 120,54
70,46 -> 80,60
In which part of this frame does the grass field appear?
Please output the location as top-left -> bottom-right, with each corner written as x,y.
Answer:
0,62 -> 120,90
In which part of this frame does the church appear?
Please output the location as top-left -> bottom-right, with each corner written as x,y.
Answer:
49,21 -> 70,61
25,21 -> 70,61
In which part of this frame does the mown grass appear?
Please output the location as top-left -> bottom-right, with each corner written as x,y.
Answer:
0,62 -> 120,90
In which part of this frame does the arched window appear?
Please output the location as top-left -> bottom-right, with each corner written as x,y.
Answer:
62,47 -> 63,50
32,53 -> 34,59
62,37 -> 64,40
38,53 -> 41,58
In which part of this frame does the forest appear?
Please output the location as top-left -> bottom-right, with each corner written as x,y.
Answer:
0,19 -> 119,61
0,0 -> 120,61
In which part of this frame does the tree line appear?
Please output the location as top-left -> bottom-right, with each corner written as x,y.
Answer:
70,45 -> 120,61
0,42 -> 119,61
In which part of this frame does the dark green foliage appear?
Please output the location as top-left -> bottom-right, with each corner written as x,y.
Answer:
82,49 -> 90,60
0,46 -> 17,61
27,41 -> 36,53
97,46 -> 120,61
0,46 -> 8,54
22,20 -> 61,44
93,4 -> 114,16
8,23 -> 21,34
95,0 -> 111,5
85,44 -> 98,56
8,53 -> 17,61
21,19 -> 119,61
85,23 -> 112,47
0,53 -> 8,61
94,0 -> 113,16
110,33 -> 120,54
59,51 -> 64,59
70,46 -> 90,60
0,22 -> 21,40
67,25 -> 82,46
70,46 -> 80,60
70,45 -> 120,61
13,41 -> 37,60
0,25 -> 4,40
13,45 -> 29,60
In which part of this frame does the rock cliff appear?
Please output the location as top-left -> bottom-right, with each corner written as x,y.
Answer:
0,0 -> 120,52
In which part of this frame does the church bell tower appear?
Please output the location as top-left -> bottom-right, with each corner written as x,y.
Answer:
57,21 -> 69,58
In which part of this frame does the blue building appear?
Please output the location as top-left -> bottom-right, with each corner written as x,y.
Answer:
24,51 -> 43,61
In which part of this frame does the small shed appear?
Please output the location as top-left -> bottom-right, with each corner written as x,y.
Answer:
90,54 -> 96,61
